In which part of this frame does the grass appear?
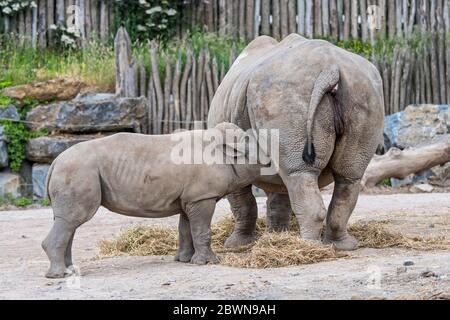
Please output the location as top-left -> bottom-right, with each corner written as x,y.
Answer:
0,35 -> 116,91
98,215 -> 449,268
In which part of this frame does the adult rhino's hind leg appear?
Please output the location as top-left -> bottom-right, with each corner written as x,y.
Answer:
323,177 -> 360,251
225,185 -> 257,247
266,192 -> 292,232
174,213 -> 194,262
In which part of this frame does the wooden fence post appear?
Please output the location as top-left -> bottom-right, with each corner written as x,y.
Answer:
115,27 -> 137,97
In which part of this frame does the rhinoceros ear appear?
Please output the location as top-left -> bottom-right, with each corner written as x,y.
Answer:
214,122 -> 251,159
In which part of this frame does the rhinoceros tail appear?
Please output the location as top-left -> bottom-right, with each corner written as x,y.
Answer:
45,160 -> 56,204
303,64 -> 340,165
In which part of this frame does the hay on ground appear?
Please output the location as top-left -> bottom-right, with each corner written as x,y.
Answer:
221,232 -> 344,268
98,225 -> 178,257
348,221 -> 449,250
98,215 -> 448,268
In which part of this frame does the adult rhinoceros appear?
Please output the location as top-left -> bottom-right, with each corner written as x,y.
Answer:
208,34 -> 384,250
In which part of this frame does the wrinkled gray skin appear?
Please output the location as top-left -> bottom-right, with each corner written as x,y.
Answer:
42,123 -> 263,278
208,34 -> 384,250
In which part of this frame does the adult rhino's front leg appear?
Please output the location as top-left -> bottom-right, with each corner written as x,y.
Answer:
266,192 -> 292,232
225,185 -> 258,247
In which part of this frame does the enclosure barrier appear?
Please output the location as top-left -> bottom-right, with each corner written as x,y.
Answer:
1,1 -> 450,46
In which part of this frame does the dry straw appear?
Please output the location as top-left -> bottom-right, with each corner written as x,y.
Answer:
98,215 -> 448,268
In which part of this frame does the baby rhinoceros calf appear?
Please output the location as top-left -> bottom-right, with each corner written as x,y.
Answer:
42,123 -> 265,278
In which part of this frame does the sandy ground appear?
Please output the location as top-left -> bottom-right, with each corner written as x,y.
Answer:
0,193 -> 449,300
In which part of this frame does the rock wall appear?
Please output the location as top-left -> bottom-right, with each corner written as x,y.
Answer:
384,104 -> 449,187
0,93 -> 149,200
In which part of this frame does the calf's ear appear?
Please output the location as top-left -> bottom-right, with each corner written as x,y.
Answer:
214,122 -> 248,159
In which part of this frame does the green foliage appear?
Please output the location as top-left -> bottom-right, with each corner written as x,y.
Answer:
0,194 -> 34,208
0,94 -> 14,107
0,120 -> 48,172
0,34 -> 115,90
112,0 -> 181,43
13,197 -> 33,207
0,79 -> 12,89
378,178 -> 392,187
40,198 -> 50,206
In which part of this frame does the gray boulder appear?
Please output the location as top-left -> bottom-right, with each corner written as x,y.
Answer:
26,134 -> 103,163
384,104 -> 449,187
0,105 -> 20,169
0,105 -> 20,121
26,94 -> 148,134
385,104 -> 449,148
32,164 -> 50,200
0,172 -> 21,198
0,127 -> 8,169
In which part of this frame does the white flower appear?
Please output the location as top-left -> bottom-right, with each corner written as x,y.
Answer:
2,6 -> 11,14
166,8 -> 177,16
137,24 -> 147,31
66,26 -> 76,34
61,35 -> 75,44
146,6 -> 162,15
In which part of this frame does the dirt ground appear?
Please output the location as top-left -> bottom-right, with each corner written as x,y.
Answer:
0,193 -> 449,300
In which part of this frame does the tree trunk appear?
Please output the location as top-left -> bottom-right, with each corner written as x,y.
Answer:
314,0 -> 323,36
115,28 -> 137,97
360,0 -> 368,41
351,0 -> 358,39
329,0 -> 338,39
239,0 -> 246,39
173,54 -> 182,131
305,0 -> 313,38
388,0 -> 396,38
149,41 -> 164,134
246,0 -> 255,40
322,0 -> 330,37
288,0 -> 296,34
280,0 -> 289,38
38,0 -> 47,49
298,0 -> 305,35
343,0 -> 350,40
337,0 -> 344,40
261,0 -> 270,35
362,136 -> 450,187
396,0 -> 402,37
219,0 -> 226,36
273,0 -> 281,39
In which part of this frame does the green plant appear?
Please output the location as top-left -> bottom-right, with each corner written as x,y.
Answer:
378,178 -> 392,187
13,197 -> 33,207
112,0 -> 181,43
40,198 -> 50,206
0,120 -> 48,172
0,94 -> 14,107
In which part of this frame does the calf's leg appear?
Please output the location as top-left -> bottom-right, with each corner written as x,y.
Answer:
174,212 -> 195,262
185,199 -> 219,265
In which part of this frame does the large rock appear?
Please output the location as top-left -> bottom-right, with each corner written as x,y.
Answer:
0,105 -> 20,121
0,127 -> 8,169
0,105 -> 20,169
26,94 -> 148,134
32,164 -> 50,200
385,104 -> 449,148
385,104 -> 449,187
0,172 -> 21,198
26,134 -> 103,163
1,78 -> 85,103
